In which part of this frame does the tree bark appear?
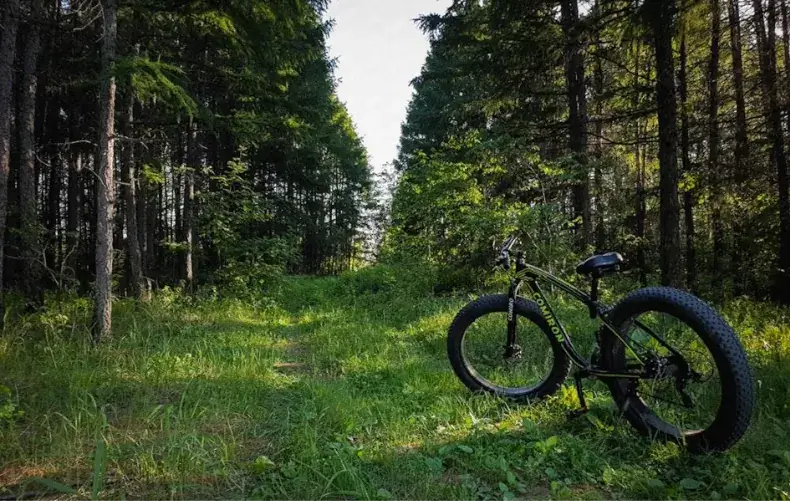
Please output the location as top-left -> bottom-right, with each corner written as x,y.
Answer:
593,0 -> 606,252
649,0 -> 682,287
708,0 -> 724,300
780,0 -> 791,133
18,0 -> 43,306
121,84 -> 145,300
678,30 -> 696,293
67,148 -> 82,279
45,97 -> 61,276
752,0 -> 790,303
174,129 -> 183,242
727,0 -> 749,295
137,172 -> 147,274
561,0 -> 591,249
145,163 -> 158,280
0,0 -> 20,327
136,108 -> 147,277
631,41 -> 648,285
184,120 -> 197,289
93,0 -> 118,343
728,0 -> 749,183
637,131 -> 648,287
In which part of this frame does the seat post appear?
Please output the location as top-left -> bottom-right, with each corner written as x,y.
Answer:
588,276 -> 599,319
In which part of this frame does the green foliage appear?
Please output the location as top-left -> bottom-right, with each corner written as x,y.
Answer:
386,1 -> 586,289
198,161 -> 296,294
337,264 -> 436,298
0,385 -> 22,423
386,148 -> 580,290
27,477 -> 77,495
114,56 -> 197,117
2,0 -> 373,299
386,0 -> 788,302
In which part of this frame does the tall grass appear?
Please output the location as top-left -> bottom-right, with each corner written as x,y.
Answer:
0,269 -> 788,500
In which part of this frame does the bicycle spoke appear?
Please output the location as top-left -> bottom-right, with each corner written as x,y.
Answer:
462,312 -> 554,392
624,310 -> 722,433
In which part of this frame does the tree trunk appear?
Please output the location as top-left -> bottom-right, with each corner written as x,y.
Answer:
121,84 -> 145,300
0,0 -> 20,328
649,0 -> 682,287
678,30 -> 696,293
173,127 -> 184,274
728,0 -> 749,295
92,0 -> 118,343
708,0 -> 724,300
84,153 -> 97,286
752,0 -> 790,303
561,0 -> 591,249
631,40 -> 647,285
67,148 -> 82,279
184,120 -> 197,289
145,164 -> 157,280
593,2 -> 606,252
45,97 -> 61,276
18,0 -> 43,306
174,130 -> 183,242
780,0 -> 791,133
636,131 -> 648,287
728,0 -> 749,183
136,115 -> 147,277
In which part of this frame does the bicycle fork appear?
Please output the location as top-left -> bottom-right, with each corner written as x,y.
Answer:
504,280 -> 521,358
505,277 -> 590,418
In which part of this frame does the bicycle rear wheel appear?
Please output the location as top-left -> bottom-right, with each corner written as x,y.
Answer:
447,294 -> 570,401
601,287 -> 754,452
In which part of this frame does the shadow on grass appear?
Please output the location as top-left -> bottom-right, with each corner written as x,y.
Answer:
2,281 -> 788,500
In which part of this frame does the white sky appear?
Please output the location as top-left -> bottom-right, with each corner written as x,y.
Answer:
325,0 -> 452,172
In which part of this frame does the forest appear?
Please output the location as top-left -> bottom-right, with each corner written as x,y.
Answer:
0,0 -> 372,341
389,0 -> 789,303
0,0 -> 789,499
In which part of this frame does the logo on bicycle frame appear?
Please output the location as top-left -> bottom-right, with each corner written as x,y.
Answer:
532,292 -> 565,343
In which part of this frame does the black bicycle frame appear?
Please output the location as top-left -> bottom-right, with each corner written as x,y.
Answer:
505,261 -> 655,379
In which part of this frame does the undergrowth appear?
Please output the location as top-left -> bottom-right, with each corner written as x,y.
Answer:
0,266 -> 788,500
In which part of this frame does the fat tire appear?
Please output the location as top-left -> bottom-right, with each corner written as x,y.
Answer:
447,294 -> 571,402
600,287 -> 754,452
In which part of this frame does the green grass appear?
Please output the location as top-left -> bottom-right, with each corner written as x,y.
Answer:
0,272 -> 788,500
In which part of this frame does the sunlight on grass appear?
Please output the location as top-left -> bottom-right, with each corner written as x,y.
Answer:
0,277 -> 788,500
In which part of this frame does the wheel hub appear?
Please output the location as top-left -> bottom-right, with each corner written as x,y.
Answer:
640,355 -> 700,408
503,343 -> 522,360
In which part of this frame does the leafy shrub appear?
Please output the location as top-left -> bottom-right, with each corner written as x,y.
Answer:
198,161 -> 297,297
339,265 -> 398,295
0,385 -> 22,424
385,191 -> 581,292
337,264 -> 437,298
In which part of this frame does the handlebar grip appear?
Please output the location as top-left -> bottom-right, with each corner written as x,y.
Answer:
502,235 -> 517,253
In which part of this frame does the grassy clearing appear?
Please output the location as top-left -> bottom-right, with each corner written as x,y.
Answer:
0,271 -> 788,500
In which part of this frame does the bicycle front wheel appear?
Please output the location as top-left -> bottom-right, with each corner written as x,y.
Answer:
447,294 -> 570,401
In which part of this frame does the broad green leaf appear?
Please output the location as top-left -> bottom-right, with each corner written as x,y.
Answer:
679,478 -> 702,490
28,477 -> 77,495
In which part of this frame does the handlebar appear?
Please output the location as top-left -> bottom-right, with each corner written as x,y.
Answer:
496,235 -> 518,270
500,235 -> 518,254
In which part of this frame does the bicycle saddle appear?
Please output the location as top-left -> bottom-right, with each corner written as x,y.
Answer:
576,252 -> 623,276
